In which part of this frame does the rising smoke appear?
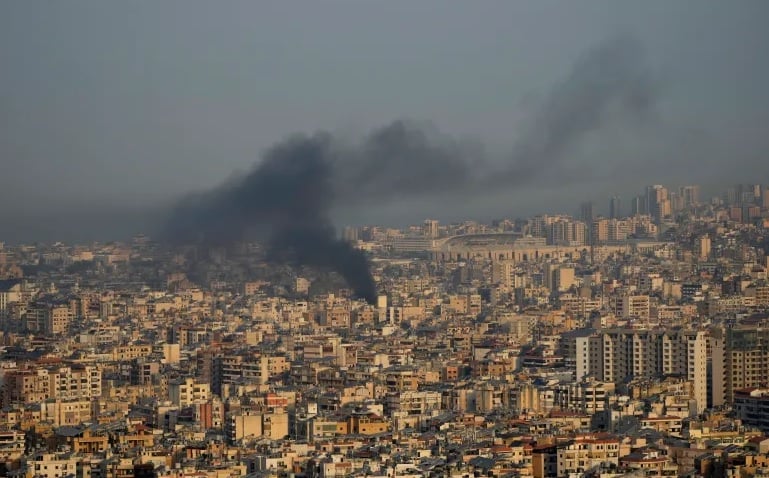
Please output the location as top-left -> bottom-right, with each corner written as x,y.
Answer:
162,35 -> 656,303
163,133 -> 380,302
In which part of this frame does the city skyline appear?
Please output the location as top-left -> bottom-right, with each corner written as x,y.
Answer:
0,181 -> 762,245
4,3 -> 769,476
2,1 -> 769,243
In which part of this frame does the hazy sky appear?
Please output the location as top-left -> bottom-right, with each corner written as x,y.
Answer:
1,1 -> 768,241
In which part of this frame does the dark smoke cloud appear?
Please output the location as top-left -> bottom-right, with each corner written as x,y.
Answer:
335,120 -> 479,199
490,33 -> 656,187
162,35 -> 656,302
332,34 -> 656,200
164,132 -> 378,303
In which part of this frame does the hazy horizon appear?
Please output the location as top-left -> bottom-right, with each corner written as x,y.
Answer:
2,1 -> 768,243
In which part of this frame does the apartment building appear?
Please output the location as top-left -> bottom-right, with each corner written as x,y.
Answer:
226,409 -> 289,444
711,327 -> 769,405
168,377 -> 211,407
557,435 -> 622,477
26,452 -> 78,478
212,354 -> 290,395
734,388 -> 769,432
0,279 -> 22,316
576,329 -> 708,413
3,365 -> 101,405
613,294 -> 651,320
22,303 -> 72,335
39,399 -> 93,427
385,390 -> 442,415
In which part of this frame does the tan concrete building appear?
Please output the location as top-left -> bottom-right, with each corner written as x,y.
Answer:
557,435 -> 622,477
577,329 -> 708,413
40,399 -> 93,427
168,377 -> 211,407
226,409 -> 288,443
711,327 -> 769,405
3,365 -> 101,405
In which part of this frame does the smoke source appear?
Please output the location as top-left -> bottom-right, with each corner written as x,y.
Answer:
163,133 -> 379,303
162,35 -> 656,303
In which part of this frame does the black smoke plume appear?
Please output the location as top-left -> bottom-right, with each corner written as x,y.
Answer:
164,133 -> 378,303
492,34 -> 656,186
162,35 -> 656,303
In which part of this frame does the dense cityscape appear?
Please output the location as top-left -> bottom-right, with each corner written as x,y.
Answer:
1,183 -> 769,477
4,2 -> 769,477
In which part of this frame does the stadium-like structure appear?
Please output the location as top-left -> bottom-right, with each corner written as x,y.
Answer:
430,233 -> 638,262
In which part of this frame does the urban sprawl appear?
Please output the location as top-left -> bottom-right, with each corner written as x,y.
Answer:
3,183 -> 769,478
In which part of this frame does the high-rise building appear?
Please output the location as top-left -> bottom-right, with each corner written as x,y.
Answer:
680,185 -> 700,208
632,195 -> 646,215
543,263 -> 576,292
711,327 -> 769,405
607,219 -> 632,242
697,235 -> 711,260
492,260 -> 516,288
729,206 -> 743,222
571,221 -> 588,246
737,184 -> 758,205
591,219 -> 609,244
609,196 -> 622,219
543,263 -> 557,291
576,328 -> 708,413
669,191 -> 682,213
666,330 -> 708,414
543,218 -> 587,246
580,201 -> 594,223
547,221 -> 568,245
423,219 -> 439,238
727,184 -> 761,206
743,205 -> 761,223
645,185 -> 670,224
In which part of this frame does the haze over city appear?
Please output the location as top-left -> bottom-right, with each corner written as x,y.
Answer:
6,3 -> 769,477
2,1 -> 769,243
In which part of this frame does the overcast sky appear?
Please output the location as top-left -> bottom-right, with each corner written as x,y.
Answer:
1,1 -> 769,242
